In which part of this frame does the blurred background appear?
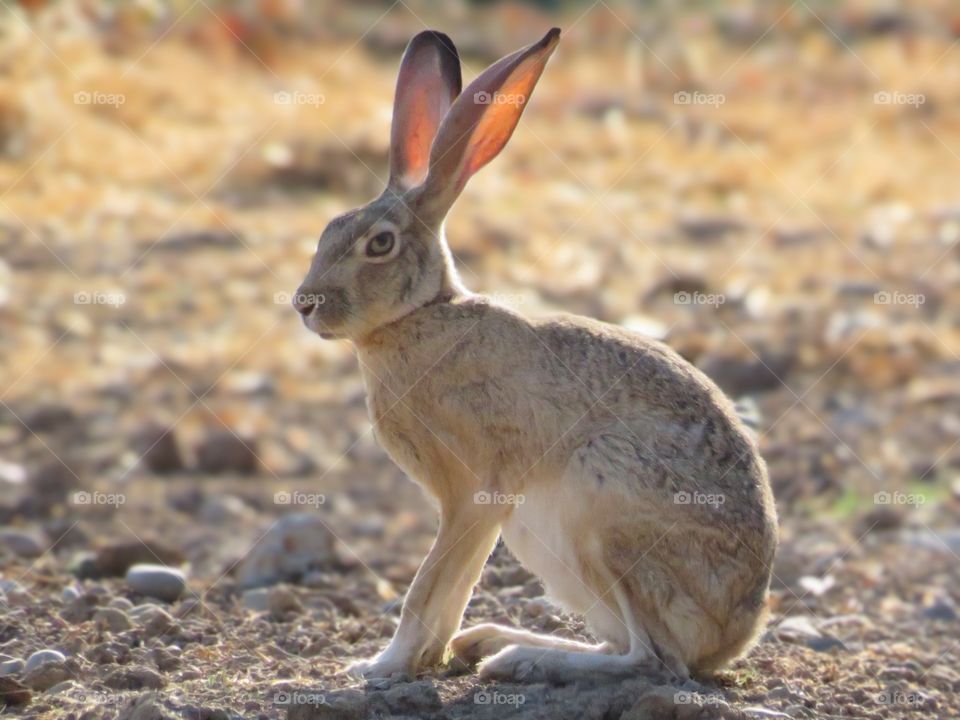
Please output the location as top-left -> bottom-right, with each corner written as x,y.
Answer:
1,0 -> 959,718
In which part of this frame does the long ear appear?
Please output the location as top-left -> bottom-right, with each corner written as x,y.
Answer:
388,31 -> 462,191
418,28 -> 560,214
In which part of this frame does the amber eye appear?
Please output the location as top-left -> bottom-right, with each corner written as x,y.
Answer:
365,231 -> 396,258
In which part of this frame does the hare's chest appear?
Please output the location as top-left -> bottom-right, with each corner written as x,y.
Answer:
366,385 -> 423,469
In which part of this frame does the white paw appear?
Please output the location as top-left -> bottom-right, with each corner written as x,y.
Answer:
478,645 -> 546,682
345,654 -> 411,680
451,624 -> 512,667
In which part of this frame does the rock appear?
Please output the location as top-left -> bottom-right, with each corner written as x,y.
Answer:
621,686 -> 681,720
18,463 -> 79,516
743,708 -> 793,718
805,635 -> 846,652
0,458 -> 26,485
0,659 -> 24,676
677,215 -> 746,242
86,640 -> 132,665
199,494 -> 255,524
21,403 -> 76,433
104,666 -> 166,690
775,616 -> 846,651
152,230 -> 242,253
700,352 -> 793,397
797,575 -> 835,597
382,681 -> 442,715
24,650 -> 66,673
130,605 -> 175,638
287,688 -> 368,720
45,679 -> 81,695
131,423 -> 185,474
94,606 -> 133,632
22,662 -> 72,691
241,588 -> 270,612
109,597 -> 135,611
0,530 -> 44,558
235,513 -> 336,588
524,597 -> 555,618
117,693 -> 175,720
125,565 -> 186,602
61,593 -> 101,624
167,487 -> 205,516
267,586 -> 303,616
0,677 -> 31,707
83,539 -> 186,578
857,507 -> 904,534
195,429 -> 260,475
921,598 -> 958,622
149,646 -> 180,672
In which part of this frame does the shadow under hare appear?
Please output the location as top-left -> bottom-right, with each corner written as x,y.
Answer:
293,28 -> 778,683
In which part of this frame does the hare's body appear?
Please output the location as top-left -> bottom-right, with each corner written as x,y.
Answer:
357,297 -> 776,677
294,28 -> 778,682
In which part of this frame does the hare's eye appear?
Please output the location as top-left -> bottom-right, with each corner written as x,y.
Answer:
365,231 -> 396,258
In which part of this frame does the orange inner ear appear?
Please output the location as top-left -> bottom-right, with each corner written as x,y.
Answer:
464,59 -> 547,178
398,86 -> 436,184
391,42 -> 459,190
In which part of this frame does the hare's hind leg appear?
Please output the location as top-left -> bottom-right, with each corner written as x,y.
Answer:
476,584 -> 655,682
451,623 -> 607,667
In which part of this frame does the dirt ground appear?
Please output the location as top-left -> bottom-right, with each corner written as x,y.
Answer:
1,1 -> 959,718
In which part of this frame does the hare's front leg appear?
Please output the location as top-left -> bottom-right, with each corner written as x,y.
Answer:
347,502 -> 504,679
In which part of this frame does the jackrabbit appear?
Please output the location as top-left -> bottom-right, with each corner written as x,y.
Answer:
293,28 -> 778,683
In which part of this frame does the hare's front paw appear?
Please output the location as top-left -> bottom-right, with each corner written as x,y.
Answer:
345,654 -> 412,680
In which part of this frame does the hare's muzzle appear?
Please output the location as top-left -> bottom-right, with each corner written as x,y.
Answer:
292,285 -> 350,338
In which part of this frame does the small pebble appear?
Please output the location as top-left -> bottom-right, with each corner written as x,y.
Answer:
25,650 -> 66,673
125,564 -> 186,602
242,588 -> 270,612
94,607 -> 133,633
131,605 -> 176,638
0,659 -> 24,676
267,586 -> 303,616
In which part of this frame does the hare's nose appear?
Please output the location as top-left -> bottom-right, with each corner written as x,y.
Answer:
292,288 -> 319,315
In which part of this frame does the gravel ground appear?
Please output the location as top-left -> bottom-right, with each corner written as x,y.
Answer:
2,1 -> 960,718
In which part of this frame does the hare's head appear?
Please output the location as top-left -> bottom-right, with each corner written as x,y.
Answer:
294,28 -> 560,340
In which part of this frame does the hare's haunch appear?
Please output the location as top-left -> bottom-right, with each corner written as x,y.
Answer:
294,28 -> 778,683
